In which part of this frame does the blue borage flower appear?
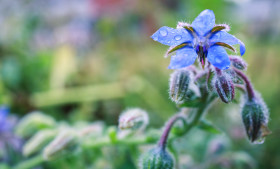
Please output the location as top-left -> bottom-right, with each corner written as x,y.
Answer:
151,9 -> 246,70
0,106 -> 11,132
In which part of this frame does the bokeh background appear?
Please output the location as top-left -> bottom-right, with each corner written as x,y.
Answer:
0,0 -> 279,168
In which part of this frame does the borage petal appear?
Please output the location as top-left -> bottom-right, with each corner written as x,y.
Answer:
210,31 -> 246,55
151,26 -> 193,46
192,9 -> 215,36
207,46 -> 230,70
168,47 -> 197,69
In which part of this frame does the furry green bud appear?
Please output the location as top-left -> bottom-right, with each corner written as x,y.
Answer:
214,71 -> 235,103
15,111 -> 56,138
140,147 -> 174,169
43,129 -> 78,160
119,108 -> 149,130
241,96 -> 270,144
23,129 -> 57,157
169,69 -> 192,104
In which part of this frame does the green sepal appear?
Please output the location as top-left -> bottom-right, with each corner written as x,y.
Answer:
141,147 -> 174,169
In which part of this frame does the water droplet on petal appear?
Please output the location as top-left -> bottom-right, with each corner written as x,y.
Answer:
252,137 -> 265,144
153,36 -> 158,41
174,35 -> 182,41
160,29 -> 168,36
215,58 -> 222,64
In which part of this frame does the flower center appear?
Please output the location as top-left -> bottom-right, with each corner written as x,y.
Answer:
194,36 -> 209,69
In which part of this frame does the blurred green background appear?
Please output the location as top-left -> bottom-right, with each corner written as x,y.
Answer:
0,0 -> 279,168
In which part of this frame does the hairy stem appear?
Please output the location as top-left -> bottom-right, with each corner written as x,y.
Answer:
160,93 -> 215,149
183,104 -> 207,134
233,68 -> 255,100
158,114 -> 186,149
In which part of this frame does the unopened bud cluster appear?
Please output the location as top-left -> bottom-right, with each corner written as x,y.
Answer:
166,55 -> 271,144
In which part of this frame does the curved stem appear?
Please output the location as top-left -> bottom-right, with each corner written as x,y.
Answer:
182,94 -> 216,134
233,68 -> 255,100
183,105 -> 207,134
158,114 -> 186,149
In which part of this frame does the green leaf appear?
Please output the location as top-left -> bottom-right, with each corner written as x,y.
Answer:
198,119 -> 222,134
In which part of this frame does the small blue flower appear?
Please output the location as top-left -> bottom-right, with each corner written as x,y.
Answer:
0,106 -> 23,164
151,9 -> 246,70
0,106 -> 11,132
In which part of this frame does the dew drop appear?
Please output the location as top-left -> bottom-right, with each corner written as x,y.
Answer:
160,29 -> 168,36
215,58 -> 222,63
252,137 -> 265,144
153,36 -> 158,41
175,35 -> 182,41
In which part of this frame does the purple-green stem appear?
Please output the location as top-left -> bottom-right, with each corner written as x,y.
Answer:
233,68 -> 255,100
158,114 -> 185,149
158,101 -> 210,150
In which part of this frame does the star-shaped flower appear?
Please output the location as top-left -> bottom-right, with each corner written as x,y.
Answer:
151,9 -> 246,70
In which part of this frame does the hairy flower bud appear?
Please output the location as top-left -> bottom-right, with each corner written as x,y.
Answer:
140,147 -> 174,169
23,129 -> 57,157
214,71 -> 235,103
79,122 -> 104,137
43,129 -> 78,160
229,55 -> 247,70
119,108 -> 149,130
15,111 -> 56,138
241,96 -> 270,144
169,69 -> 192,104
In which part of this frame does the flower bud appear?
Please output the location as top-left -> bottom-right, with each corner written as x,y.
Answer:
140,147 -> 174,169
15,111 -> 56,138
214,72 -> 235,103
229,55 -> 247,70
169,69 -> 192,104
119,108 -> 149,130
241,96 -> 270,144
79,122 -> 104,137
23,129 -> 57,157
43,129 -> 79,160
